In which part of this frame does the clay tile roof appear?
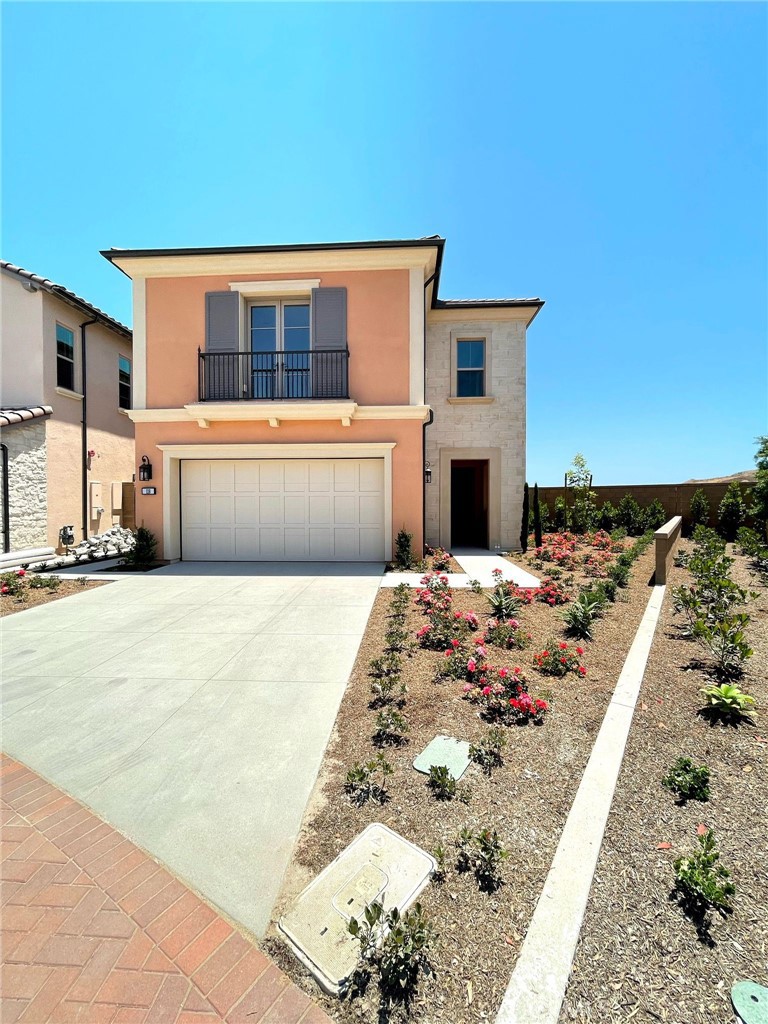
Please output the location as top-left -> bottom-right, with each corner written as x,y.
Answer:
0,406 -> 53,428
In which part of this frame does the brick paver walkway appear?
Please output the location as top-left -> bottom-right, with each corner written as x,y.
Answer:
0,755 -> 331,1024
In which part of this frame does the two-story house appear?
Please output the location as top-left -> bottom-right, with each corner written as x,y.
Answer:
0,261 -> 134,554
101,237 -> 542,562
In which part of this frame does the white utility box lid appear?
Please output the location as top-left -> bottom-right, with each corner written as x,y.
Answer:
278,822 -> 436,995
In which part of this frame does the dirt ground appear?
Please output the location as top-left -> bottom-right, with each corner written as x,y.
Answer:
268,540 -> 660,1024
559,543 -> 767,1024
0,577 -> 108,617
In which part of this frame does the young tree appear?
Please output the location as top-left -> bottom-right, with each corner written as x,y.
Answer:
533,484 -> 543,548
752,436 -> 768,539
689,488 -> 710,531
717,482 -> 747,542
566,453 -> 597,534
520,483 -> 530,553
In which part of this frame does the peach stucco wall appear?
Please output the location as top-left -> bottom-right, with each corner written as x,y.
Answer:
145,269 -> 411,409
134,418 -> 424,559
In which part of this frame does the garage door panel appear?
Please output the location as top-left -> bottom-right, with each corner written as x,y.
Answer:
309,462 -> 331,491
284,495 -> 306,525
209,495 -> 233,526
308,495 -> 330,525
209,462 -> 234,492
182,459 -> 385,561
259,463 -> 283,491
284,528 -> 307,559
334,495 -> 357,524
359,461 -> 384,491
234,528 -> 259,559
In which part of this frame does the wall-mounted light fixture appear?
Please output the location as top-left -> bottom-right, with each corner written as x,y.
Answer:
424,461 -> 432,485
138,455 -> 153,482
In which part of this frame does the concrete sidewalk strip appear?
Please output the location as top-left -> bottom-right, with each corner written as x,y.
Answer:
380,551 -> 540,590
496,584 -> 666,1024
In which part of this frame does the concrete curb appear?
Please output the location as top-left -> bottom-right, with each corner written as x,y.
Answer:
495,584 -> 667,1024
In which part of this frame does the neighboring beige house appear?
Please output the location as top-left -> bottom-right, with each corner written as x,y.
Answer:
101,236 -> 542,561
0,261 -> 134,553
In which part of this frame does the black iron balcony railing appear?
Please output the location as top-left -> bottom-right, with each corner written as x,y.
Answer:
198,349 -> 349,402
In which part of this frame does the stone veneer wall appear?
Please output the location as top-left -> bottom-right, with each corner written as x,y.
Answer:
0,420 -> 49,550
425,318 -> 526,551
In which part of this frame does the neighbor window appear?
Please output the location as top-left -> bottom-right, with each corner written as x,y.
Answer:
56,324 -> 76,391
118,356 -> 132,409
456,338 -> 485,397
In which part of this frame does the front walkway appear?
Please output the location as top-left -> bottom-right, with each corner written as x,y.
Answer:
381,548 -> 540,589
0,755 -> 331,1024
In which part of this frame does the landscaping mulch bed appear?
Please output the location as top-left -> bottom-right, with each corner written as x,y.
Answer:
0,578 -> 108,617
268,541 -> 659,1024
560,543 -> 767,1024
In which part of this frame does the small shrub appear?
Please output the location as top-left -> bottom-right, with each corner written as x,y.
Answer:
370,672 -> 406,705
345,754 -> 393,805
469,578 -> 483,594
598,501 -> 617,532
0,569 -> 27,597
608,560 -> 630,588
533,641 -> 586,677
373,708 -> 409,745
348,901 -> 435,1003
674,829 -> 735,915
694,615 -> 753,678
469,728 -> 506,774
484,617 -> 531,650
384,624 -> 409,652
428,765 -> 457,800
127,526 -> 157,566
595,578 -> 618,603
699,682 -> 756,721
662,757 -> 710,802
29,575 -> 62,591
456,827 -> 508,891
395,528 -> 415,570
562,592 -> 604,640
426,545 -> 452,572
488,584 -> 521,620
689,488 -> 710,530
643,499 -> 667,532
717,482 -> 747,542
432,845 -> 448,881
616,494 -> 645,536
75,576 -> 88,587
534,577 -> 571,606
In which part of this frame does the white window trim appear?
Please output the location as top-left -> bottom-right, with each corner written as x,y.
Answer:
449,329 -> 492,399
55,322 -> 78,393
228,279 -> 320,297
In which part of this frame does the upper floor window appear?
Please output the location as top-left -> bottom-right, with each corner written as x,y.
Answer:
249,301 -> 310,398
56,324 -> 76,391
456,338 -> 485,397
118,356 -> 132,409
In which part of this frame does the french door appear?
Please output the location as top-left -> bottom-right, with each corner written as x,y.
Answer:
248,301 -> 311,399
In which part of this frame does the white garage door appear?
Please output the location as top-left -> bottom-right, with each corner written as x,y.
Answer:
181,459 -> 386,561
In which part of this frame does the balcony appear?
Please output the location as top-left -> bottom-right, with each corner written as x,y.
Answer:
198,349 -> 349,402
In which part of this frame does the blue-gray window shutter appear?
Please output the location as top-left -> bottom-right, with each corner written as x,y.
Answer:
204,291 -> 240,399
311,287 -> 348,398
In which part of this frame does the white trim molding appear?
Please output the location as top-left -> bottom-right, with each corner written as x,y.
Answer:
132,278 -> 147,409
128,403 -> 431,425
156,441 -> 396,562
228,278 -> 320,297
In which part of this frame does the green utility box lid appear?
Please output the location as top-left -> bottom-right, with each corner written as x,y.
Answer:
732,982 -> 768,1024
413,734 -> 471,780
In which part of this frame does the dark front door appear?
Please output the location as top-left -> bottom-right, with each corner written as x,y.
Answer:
450,460 -> 489,547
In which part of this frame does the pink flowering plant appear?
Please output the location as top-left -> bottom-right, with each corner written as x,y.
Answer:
532,532 -> 579,570
534,577 -> 572,606
533,640 -> 587,677
483,617 -> 532,651
415,572 -> 481,650
426,545 -> 452,572
0,569 -> 27,597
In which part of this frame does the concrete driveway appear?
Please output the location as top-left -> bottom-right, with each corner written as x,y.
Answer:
0,561 -> 382,937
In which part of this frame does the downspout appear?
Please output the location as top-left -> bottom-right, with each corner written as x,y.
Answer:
422,272 -> 437,554
0,443 -> 9,553
80,318 -> 98,541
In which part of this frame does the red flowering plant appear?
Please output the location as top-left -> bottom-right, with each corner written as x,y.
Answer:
590,530 -> 613,551
0,570 -> 27,598
534,577 -> 572,606
532,532 -> 579,570
463,665 -> 548,724
582,550 -> 613,578
533,640 -> 587,677
483,617 -> 532,651
437,641 -> 489,682
415,572 -> 479,650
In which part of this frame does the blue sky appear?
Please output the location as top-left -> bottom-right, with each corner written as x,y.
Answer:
3,2 -> 766,485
